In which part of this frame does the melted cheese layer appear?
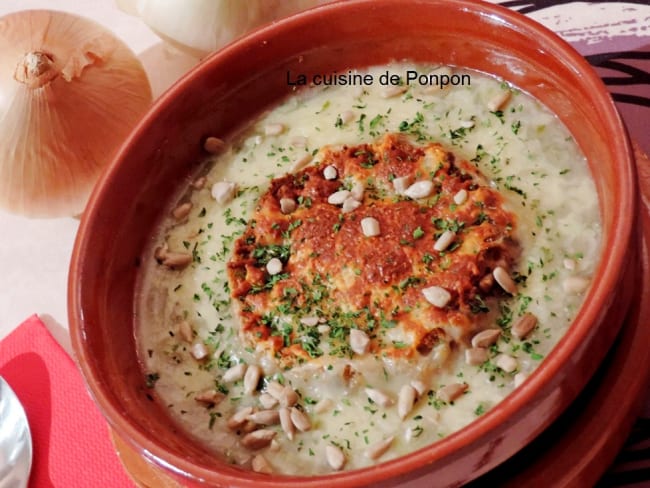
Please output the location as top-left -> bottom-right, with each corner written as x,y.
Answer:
229,134 -> 518,367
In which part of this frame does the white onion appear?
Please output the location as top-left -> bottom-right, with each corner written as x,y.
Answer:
0,10 -> 152,217
118,0 -> 333,58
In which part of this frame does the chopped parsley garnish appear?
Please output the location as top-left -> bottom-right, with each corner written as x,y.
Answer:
511,120 -> 521,135
432,217 -> 464,233
252,243 -> 290,265
145,372 -> 159,389
469,295 -> 490,314
490,110 -> 505,123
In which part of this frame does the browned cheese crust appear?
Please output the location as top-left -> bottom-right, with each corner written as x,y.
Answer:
228,134 -> 518,367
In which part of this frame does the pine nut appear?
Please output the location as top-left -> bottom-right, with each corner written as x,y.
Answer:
290,135 -> 308,147
342,197 -> 361,213
252,454 -> 272,474
471,329 -> 501,348
291,154 -> 312,172
340,110 -> 355,124
325,445 -> 346,471
512,313 -> 537,339
404,180 -> 434,200
563,276 -> 590,294
162,252 -> 192,269
211,181 -> 237,205
314,398 -> 333,414
432,341 -> 451,366
365,387 -> 394,407
465,347 -> 489,366
264,123 -> 285,136
228,406 -> 254,429
380,85 -> 407,98
280,197 -> 297,214
194,389 -> 224,406
514,372 -> 527,388
177,320 -> 193,343
437,383 -> 468,403
563,258 -> 576,270
172,202 -> 192,220
493,266 -> 517,294
317,324 -> 331,335
265,381 -> 285,400
280,386 -> 299,407
328,189 -> 351,205
191,176 -> 206,189
152,243 -> 166,262
264,381 -> 298,407
191,343 -> 209,360
479,273 -> 494,292
487,90 -> 512,111
244,365 -> 262,395
422,286 -> 451,308
248,410 -> 280,426
350,181 -> 365,201
361,217 -> 381,237
365,436 -> 394,460
300,316 -> 320,327
266,258 -> 283,276
279,407 -> 295,440
241,429 -> 277,450
290,407 -> 312,432
240,420 -> 257,434
495,353 -> 518,373
453,189 -> 468,205
433,230 -> 456,252
397,385 -> 417,419
203,136 -> 225,154
323,165 -> 338,180
349,328 -> 370,355
459,119 -> 475,129
410,380 -> 427,397
392,175 -> 412,195
223,363 -> 247,383
259,393 -> 278,409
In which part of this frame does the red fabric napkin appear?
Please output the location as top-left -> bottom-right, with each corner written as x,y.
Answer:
0,315 -> 135,488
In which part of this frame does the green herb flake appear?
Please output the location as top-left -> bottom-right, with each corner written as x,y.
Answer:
145,372 -> 159,389
511,120 -> 521,135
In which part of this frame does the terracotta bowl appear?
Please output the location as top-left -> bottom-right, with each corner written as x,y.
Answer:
69,0 -> 637,486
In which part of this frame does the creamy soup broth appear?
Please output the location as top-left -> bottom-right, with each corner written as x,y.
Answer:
136,63 -> 600,475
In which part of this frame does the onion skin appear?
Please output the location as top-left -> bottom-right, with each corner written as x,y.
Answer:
0,10 -> 152,218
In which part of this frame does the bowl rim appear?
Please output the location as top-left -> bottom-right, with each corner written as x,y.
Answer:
69,0 -> 636,486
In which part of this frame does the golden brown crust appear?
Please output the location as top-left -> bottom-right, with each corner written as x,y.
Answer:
228,134 -> 518,366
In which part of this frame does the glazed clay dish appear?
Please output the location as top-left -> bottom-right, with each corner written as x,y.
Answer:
69,0 -> 637,486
